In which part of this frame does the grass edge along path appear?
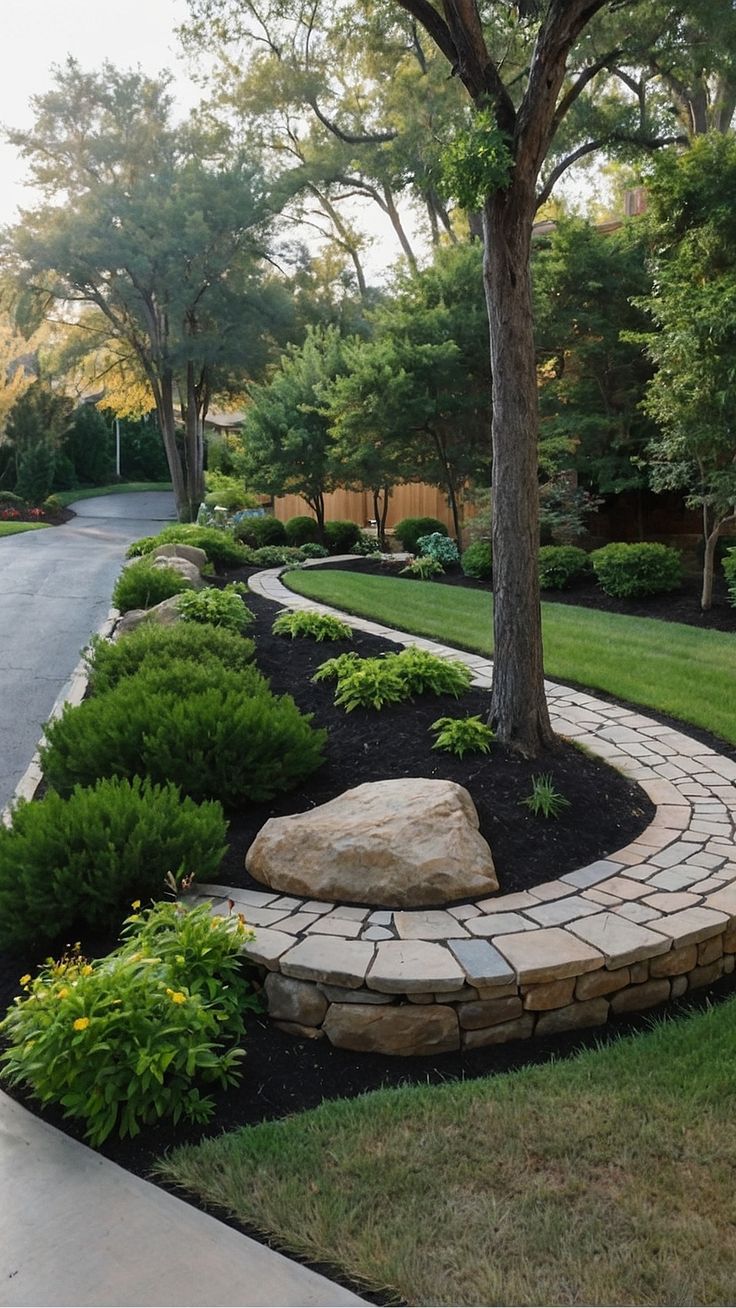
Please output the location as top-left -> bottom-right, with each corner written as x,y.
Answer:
0,521 -> 51,537
158,997 -> 736,1307
55,481 -> 173,507
285,569 -> 736,746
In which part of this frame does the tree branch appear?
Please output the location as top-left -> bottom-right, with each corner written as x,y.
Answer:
551,49 -> 623,133
306,96 -> 397,145
536,131 -> 685,209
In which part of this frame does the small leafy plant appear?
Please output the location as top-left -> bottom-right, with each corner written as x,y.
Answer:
313,647 -> 471,711
332,658 -> 407,712
177,584 -> 252,632
400,555 -> 444,580
393,647 -> 472,697
431,715 -> 495,758
352,531 -> 381,556
113,560 -> 193,613
249,545 -> 305,566
522,774 -> 570,819
272,610 -> 352,642
416,532 -> 460,566
0,902 -> 256,1145
461,540 -> 492,580
299,542 -> 330,559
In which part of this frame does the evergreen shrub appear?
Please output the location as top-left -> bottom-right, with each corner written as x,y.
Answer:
590,542 -> 682,598
393,516 -> 448,553
113,560 -> 193,613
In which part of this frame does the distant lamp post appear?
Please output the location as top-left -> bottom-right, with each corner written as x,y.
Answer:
115,418 -> 121,478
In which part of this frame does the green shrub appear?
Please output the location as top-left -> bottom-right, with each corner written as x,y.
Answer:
400,555 -> 444,580
0,778 -> 227,949
177,584 -> 253,632
272,610 -> 352,641
393,517 -> 448,553
590,542 -> 682,598
352,531 -> 381,555
42,494 -> 63,514
85,624 -> 255,695
285,515 -> 320,545
113,560 -> 193,614
126,526 -> 248,569
0,901 -> 255,1145
0,491 -> 29,509
722,547 -> 736,607
417,532 -> 460,566
299,542 -> 330,559
522,774 -> 570,819
324,520 -> 360,553
430,715 -> 495,758
461,540 -> 492,580
250,545 -> 305,567
538,545 -> 590,590
234,515 -> 287,548
41,664 -> 326,806
204,487 -> 249,512
16,442 -> 55,502
313,647 -> 471,711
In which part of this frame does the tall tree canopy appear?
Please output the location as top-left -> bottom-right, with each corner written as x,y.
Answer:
4,59 -> 290,520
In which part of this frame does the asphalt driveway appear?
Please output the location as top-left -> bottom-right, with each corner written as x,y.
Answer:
0,492 -> 175,811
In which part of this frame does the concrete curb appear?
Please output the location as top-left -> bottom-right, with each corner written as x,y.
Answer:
1,606 -> 119,827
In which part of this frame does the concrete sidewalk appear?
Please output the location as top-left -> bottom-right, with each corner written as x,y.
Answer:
0,1093 -> 366,1307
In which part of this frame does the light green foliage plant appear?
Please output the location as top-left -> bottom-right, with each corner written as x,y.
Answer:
352,531 -> 381,556
85,624 -> 255,695
298,542 -> 330,559
272,610 -> 352,642
461,540 -> 492,580
416,532 -> 460,566
41,660 -> 325,806
430,715 -> 495,758
0,902 -> 256,1145
538,545 -> 590,590
0,778 -> 227,949
590,542 -> 682,599
331,658 -> 407,712
249,545 -> 305,566
126,526 -> 249,569
440,108 -> 513,210
400,555 -> 444,580
313,647 -> 471,711
392,648 -> 472,697
113,560 -> 193,614
522,774 -> 570,819
177,584 -> 252,632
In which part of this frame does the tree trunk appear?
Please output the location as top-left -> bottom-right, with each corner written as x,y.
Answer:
382,184 -> 418,269
156,370 -> 189,521
702,523 -> 718,611
373,486 -> 391,549
184,360 -> 205,521
483,186 -> 555,755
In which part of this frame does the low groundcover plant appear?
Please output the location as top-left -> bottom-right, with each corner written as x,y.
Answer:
272,610 -> 352,642
0,901 -> 257,1145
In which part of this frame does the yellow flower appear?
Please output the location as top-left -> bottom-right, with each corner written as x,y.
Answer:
57,987 -> 70,999
73,1017 -> 90,1031
131,899 -> 141,910
175,955 -> 185,966
128,914 -> 140,922
81,965 -> 93,977
19,974 -> 31,986
166,989 -> 186,1005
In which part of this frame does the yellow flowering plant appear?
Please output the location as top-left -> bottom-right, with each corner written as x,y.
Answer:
0,902 -> 258,1146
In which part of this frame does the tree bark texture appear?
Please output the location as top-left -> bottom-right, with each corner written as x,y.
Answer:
483,187 -> 555,754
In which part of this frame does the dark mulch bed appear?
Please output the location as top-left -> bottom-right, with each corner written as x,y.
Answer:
213,589 -> 654,901
308,554 -> 736,633
0,505 -> 74,526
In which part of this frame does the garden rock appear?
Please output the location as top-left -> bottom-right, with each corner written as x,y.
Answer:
150,555 -> 203,588
323,1001 -> 459,1054
151,542 -> 208,570
246,778 -> 498,907
114,595 -> 183,636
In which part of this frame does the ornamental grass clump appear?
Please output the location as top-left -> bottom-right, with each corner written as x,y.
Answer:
177,583 -> 253,632
0,901 -> 257,1145
272,610 -> 352,642
85,623 -> 255,695
0,778 -> 227,949
112,559 -> 193,614
41,662 -> 326,807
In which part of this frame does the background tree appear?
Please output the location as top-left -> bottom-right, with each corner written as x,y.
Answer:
5,60 -> 287,521
241,325 -> 350,535
635,133 -> 736,611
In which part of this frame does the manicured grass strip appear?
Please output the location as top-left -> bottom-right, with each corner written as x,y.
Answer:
158,999 -> 736,1307
0,521 -> 51,537
285,570 -> 736,745
55,481 -> 172,507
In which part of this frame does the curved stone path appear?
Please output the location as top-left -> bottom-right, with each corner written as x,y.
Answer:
194,562 -> 736,1053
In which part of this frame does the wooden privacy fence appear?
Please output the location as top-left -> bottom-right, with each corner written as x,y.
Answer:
274,483 -> 466,533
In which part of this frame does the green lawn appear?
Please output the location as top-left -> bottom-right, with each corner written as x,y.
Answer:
159,998 -> 736,1306
0,521 -> 51,537
56,481 -> 172,507
286,569 -> 736,745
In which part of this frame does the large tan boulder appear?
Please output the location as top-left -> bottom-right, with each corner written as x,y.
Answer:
151,542 -> 208,570
246,778 -> 498,908
150,555 -> 203,588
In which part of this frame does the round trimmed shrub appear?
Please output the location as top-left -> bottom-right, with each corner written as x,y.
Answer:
461,539 -> 492,580
724,546 -> 736,607
299,542 -> 330,559
393,517 -> 448,553
234,515 -> 287,548
249,545 -> 305,566
85,623 -> 256,695
41,663 -> 326,807
113,560 -> 193,614
538,545 -> 590,590
590,542 -> 682,598
324,520 -> 360,553
126,526 -> 248,569
0,778 -> 227,949
285,515 -> 320,545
